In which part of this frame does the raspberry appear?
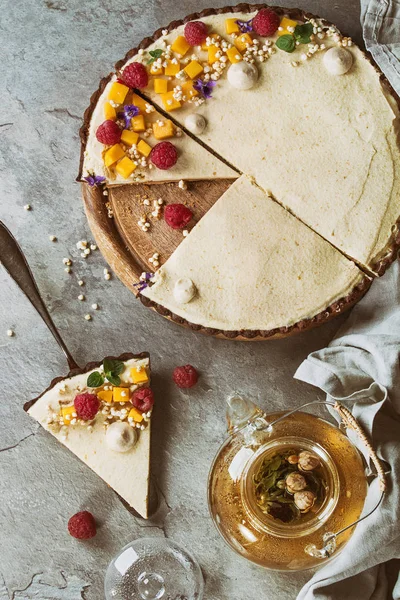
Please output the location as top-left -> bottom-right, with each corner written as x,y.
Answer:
68,511 -> 96,539
131,388 -> 154,413
164,204 -> 193,230
150,141 -> 178,170
74,393 -> 100,420
173,365 -> 198,388
184,21 -> 208,46
120,62 -> 149,89
252,8 -> 280,37
95,120 -> 121,145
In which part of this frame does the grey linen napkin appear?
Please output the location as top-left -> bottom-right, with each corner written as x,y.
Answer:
294,259 -> 400,600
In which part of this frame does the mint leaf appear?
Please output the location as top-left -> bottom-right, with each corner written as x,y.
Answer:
87,371 -> 104,388
103,359 -> 124,376
276,34 -> 296,53
106,373 -> 121,387
294,23 -> 313,44
147,48 -> 164,64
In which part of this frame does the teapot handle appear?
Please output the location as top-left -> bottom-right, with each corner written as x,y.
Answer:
267,399 -> 387,559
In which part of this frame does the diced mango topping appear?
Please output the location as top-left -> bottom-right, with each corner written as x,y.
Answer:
121,129 -> 139,146
208,45 -> 220,64
225,18 -> 240,34
113,387 -> 131,403
234,33 -> 253,52
152,119 -> 175,140
161,91 -> 181,112
181,80 -> 198,98
108,82 -> 129,105
115,156 -> 137,179
131,114 -> 146,132
131,93 -> 147,112
137,140 -> 152,157
278,17 -> 298,36
153,78 -> 168,94
97,390 -> 113,403
104,144 -> 125,167
104,102 -> 117,120
150,63 -> 163,75
184,60 -> 204,79
171,35 -> 191,56
61,405 -> 76,425
130,366 -> 149,384
128,406 -> 144,423
226,46 -> 243,64
164,60 -> 181,77
201,33 -> 220,51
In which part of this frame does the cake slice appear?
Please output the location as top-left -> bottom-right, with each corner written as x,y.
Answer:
25,353 -> 153,518
80,78 -> 237,186
141,177 -> 368,333
122,9 -> 400,273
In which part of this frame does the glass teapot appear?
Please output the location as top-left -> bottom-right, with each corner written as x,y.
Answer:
208,396 -> 386,572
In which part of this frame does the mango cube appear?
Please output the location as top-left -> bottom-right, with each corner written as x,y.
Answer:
108,81 -> 129,105
131,93 -> 147,112
137,140 -> 152,157
201,33 -> 220,51
150,63 -> 163,75
278,17 -> 298,36
131,114 -> 146,132
130,366 -> 149,384
164,60 -> 181,77
128,407 -> 144,423
225,18 -> 240,34
104,144 -> 125,167
181,80 -> 198,98
152,119 -> 175,140
115,156 -> 137,179
104,102 -> 116,120
161,91 -> 181,112
153,78 -> 168,94
121,130 -> 139,146
113,387 -> 131,403
226,46 -> 243,64
234,33 -> 253,52
208,45 -> 220,64
97,390 -> 113,403
61,405 -> 76,425
171,35 -> 191,56
184,60 -> 204,79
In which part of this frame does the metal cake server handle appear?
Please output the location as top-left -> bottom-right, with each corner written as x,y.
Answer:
0,221 -> 80,371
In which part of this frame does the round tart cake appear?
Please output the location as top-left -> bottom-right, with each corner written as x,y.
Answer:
79,4 -> 400,340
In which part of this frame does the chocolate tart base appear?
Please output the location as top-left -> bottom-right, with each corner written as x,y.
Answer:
78,4 -> 399,340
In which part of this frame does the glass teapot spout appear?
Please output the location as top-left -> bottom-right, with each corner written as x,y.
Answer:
226,395 -> 266,434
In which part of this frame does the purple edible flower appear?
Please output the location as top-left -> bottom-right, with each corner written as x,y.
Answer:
236,18 -> 253,33
118,104 -> 140,129
193,79 -> 216,99
84,174 -> 106,186
133,272 -> 154,292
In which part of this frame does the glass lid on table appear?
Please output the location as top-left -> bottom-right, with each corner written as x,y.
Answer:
208,395 -> 387,571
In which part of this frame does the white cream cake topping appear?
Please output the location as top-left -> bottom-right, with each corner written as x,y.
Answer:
142,177 -> 365,331
323,47 -> 353,75
173,277 -> 197,304
106,421 -> 138,452
184,113 -> 207,135
227,61 -> 258,90
28,357 -> 152,518
124,11 -> 400,272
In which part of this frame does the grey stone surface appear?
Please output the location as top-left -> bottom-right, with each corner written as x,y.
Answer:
0,1 -> 362,598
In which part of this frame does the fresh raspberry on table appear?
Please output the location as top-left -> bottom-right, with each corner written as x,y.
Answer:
252,8 -> 280,36
150,141 -> 178,170
164,204 -> 193,230
131,388 -> 154,413
74,393 -> 100,420
184,21 -> 208,46
173,365 -> 199,388
95,120 -> 121,145
68,511 -> 96,539
120,62 -> 149,89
